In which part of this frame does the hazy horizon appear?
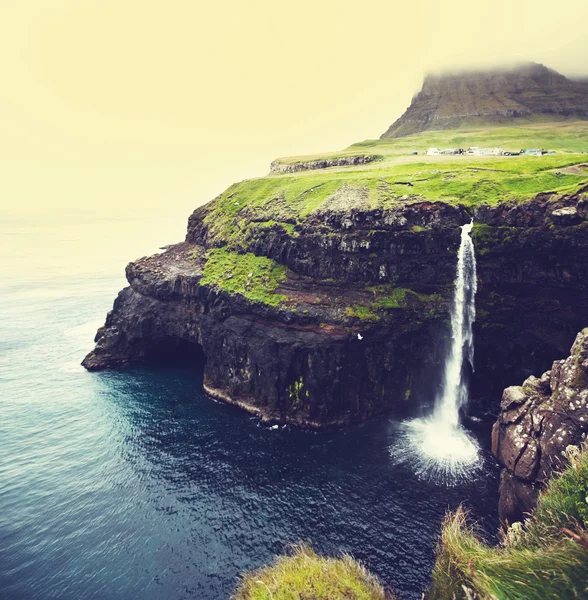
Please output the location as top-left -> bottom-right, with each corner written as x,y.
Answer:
2,0 -> 588,228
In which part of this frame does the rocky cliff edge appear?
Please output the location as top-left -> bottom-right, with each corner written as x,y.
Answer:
492,328 -> 588,524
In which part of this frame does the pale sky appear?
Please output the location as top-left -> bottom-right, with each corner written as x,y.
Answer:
1,0 -> 587,222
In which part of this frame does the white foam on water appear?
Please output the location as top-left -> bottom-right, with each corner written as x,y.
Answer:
390,418 -> 481,486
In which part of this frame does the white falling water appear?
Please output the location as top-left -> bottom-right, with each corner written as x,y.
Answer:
390,222 -> 481,484
435,221 -> 477,428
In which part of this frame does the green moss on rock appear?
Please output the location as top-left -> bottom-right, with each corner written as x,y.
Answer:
287,375 -> 307,407
367,286 -> 412,309
345,305 -> 380,322
471,223 -> 518,256
200,248 -> 287,307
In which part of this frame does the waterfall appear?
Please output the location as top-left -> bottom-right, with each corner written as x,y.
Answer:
389,222 -> 481,484
435,222 -> 477,428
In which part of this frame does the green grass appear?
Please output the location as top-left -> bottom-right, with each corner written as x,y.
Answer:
530,446 -> 588,533
349,121 -> 588,156
341,286 -> 447,323
367,286 -> 412,309
428,445 -> 588,600
368,285 -> 445,310
200,247 -> 287,307
272,122 -> 588,163
202,123 -> 588,244
232,543 -> 394,600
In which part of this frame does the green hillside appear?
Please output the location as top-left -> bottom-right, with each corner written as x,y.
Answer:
275,122 -> 588,163
204,123 -> 588,244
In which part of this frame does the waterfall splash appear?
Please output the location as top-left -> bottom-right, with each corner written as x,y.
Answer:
390,222 -> 481,484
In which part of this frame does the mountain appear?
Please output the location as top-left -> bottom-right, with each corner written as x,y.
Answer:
381,62 -> 588,138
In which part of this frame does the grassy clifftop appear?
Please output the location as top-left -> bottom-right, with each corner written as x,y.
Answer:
203,122 -> 588,244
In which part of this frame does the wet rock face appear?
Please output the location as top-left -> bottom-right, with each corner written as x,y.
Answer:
492,328 -> 588,524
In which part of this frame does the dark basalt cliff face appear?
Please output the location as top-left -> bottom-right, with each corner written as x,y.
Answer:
83,202 -> 467,428
83,185 -> 588,428
492,328 -> 588,525
381,63 -> 588,139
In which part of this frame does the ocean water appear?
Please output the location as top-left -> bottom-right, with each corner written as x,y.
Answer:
0,207 -> 499,600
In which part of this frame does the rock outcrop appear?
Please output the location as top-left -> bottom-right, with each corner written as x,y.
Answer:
492,328 -> 588,524
381,63 -> 588,139
269,155 -> 379,174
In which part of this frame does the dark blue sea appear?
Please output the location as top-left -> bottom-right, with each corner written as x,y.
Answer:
0,207 -> 499,600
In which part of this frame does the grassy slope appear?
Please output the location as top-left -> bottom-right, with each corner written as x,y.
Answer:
227,153 -> 585,209
428,446 -> 588,600
199,247 -> 287,307
280,121 -> 588,162
197,122 -> 588,307
232,543 -> 394,600
204,123 -> 588,244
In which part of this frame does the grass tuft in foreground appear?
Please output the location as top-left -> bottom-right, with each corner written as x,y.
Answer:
428,445 -> 588,600
232,543 -> 394,600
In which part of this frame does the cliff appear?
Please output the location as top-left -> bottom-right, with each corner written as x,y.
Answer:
83,201 -> 465,427
83,128 -> 588,426
381,63 -> 588,139
269,154 -> 380,174
492,328 -> 588,524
